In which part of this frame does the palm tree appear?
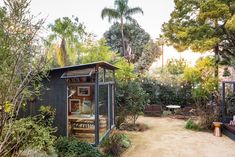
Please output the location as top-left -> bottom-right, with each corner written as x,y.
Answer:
101,0 -> 143,56
47,17 -> 86,67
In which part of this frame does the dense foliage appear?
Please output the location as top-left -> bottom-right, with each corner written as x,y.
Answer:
114,58 -> 137,82
141,78 -> 193,107
166,58 -> 188,75
101,132 -> 131,157
0,0 -> 48,155
101,0 -> 144,60
46,16 -> 87,67
184,57 -> 218,103
1,106 -> 56,157
55,137 -> 102,157
45,17 -> 87,67
79,38 -> 117,64
135,41 -> 161,73
104,23 -> 150,62
116,80 -> 149,125
162,0 -> 235,62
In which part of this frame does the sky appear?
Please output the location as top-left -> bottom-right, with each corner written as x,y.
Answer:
30,0 -> 175,39
1,0 -> 209,67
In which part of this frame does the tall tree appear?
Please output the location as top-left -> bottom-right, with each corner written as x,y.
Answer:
101,0 -> 144,60
0,0 -> 48,155
79,38 -> 117,64
135,41 -> 161,73
162,0 -> 235,77
46,16 -> 86,67
104,22 -> 150,62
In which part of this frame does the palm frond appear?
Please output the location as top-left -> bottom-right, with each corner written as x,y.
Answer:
125,7 -> 144,16
115,0 -> 129,15
125,16 -> 138,24
101,8 -> 120,22
114,0 -> 128,7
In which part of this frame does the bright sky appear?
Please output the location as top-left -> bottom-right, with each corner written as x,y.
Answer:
1,0 -> 209,67
30,0 -> 175,39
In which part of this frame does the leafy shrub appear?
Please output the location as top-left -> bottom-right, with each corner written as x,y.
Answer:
115,108 -> 127,129
166,58 -> 188,75
36,106 -> 56,126
119,123 -> 149,132
185,118 -> 200,131
55,137 -> 102,157
162,110 -> 172,117
116,80 -> 149,125
184,57 -> 218,103
101,132 -> 131,157
1,118 -> 56,157
141,78 -> 193,107
0,106 -> 56,157
195,99 -> 220,130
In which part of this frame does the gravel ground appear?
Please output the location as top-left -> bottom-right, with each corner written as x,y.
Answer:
122,116 -> 235,157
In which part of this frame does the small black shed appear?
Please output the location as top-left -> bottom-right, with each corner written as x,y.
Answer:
28,61 -> 118,146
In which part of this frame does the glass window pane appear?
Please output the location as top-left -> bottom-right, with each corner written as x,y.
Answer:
98,68 -> 105,82
105,70 -> 114,82
99,84 -> 109,140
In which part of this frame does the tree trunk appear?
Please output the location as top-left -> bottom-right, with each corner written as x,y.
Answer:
59,38 -> 67,67
214,19 -> 219,89
214,45 -> 219,78
214,44 -> 219,90
120,17 -> 126,57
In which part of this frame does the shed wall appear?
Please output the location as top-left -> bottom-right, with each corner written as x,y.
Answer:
28,70 -> 67,136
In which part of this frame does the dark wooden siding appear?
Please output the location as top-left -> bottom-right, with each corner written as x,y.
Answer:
27,70 -> 67,136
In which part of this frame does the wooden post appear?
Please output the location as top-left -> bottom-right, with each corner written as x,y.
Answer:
95,66 -> 99,146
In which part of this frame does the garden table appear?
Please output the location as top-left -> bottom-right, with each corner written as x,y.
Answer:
166,105 -> 181,115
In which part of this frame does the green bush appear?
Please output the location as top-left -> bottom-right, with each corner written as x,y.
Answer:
166,58 -> 188,75
183,57 -> 218,103
0,106 -> 56,157
55,137 -> 103,157
162,110 -> 172,117
141,78 -> 193,107
101,132 -> 131,157
1,117 -> 56,157
185,118 -> 200,131
116,80 -> 149,125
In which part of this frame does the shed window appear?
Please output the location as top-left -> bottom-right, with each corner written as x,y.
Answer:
61,68 -> 94,79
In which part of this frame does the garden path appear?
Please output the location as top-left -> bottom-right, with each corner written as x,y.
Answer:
122,116 -> 235,157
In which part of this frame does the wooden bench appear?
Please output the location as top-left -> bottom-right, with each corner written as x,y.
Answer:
144,104 -> 162,116
223,123 -> 235,141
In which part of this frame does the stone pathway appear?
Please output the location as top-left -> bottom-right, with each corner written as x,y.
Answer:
122,116 -> 235,157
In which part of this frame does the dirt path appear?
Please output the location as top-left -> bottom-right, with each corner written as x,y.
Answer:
122,117 -> 235,157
